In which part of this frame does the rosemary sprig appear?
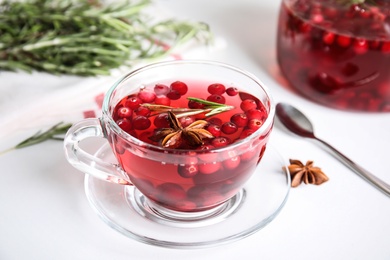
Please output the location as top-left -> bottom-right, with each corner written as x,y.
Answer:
0,0 -> 212,76
0,122 -> 72,156
141,97 -> 234,118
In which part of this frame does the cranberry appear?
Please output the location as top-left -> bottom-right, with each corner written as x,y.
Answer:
188,99 -> 206,109
138,89 -> 156,103
170,81 -> 188,95
246,109 -> 265,120
207,117 -> 223,126
207,83 -> 226,95
178,164 -> 199,178
134,106 -> 150,117
221,122 -> 238,135
240,99 -> 257,112
211,137 -> 230,148
125,96 -> 142,110
207,94 -> 226,104
117,106 -> 132,119
153,113 -> 170,128
223,151 -> 240,170
239,128 -> 255,139
322,32 -> 335,45
154,84 -> 170,96
206,124 -> 221,137
154,96 -> 171,106
353,38 -> 368,54
179,116 -> 195,127
247,118 -> 263,130
116,118 -> 133,132
337,35 -> 351,47
381,42 -> 390,53
240,147 -> 258,161
226,87 -> 238,96
132,115 -> 151,130
198,161 -> 221,174
166,89 -> 181,100
196,144 -> 218,162
230,113 -> 248,127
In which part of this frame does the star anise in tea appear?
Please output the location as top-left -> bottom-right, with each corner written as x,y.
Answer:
149,111 -> 214,149
285,159 -> 329,187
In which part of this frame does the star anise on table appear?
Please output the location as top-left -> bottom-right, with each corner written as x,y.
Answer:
285,159 -> 329,187
149,111 -> 214,149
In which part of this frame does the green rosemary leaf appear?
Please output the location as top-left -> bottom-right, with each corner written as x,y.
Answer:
0,0 -> 212,76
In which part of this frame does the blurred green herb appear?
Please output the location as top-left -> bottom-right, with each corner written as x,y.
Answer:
0,0 -> 212,76
0,122 -> 72,155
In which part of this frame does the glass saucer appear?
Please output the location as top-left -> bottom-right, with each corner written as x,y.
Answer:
84,142 -> 291,249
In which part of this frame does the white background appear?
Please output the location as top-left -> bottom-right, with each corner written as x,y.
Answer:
1,0 -> 390,259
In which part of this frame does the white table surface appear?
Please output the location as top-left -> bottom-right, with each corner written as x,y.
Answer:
1,0 -> 390,259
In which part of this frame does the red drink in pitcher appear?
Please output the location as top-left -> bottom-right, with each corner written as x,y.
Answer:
109,80 -> 271,212
277,0 -> 390,112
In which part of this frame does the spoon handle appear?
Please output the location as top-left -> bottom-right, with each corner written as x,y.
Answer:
315,138 -> 390,197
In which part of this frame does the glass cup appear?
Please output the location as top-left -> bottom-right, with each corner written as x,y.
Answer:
276,0 -> 390,112
64,60 -> 275,223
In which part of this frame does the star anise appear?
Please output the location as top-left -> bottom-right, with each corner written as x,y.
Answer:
285,159 -> 329,187
149,111 -> 214,149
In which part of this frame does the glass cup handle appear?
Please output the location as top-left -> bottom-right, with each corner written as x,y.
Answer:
64,118 -> 132,185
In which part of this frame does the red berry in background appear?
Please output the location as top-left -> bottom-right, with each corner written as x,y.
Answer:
230,113 -> 248,127
154,96 -> 171,106
211,136 -> 230,148
154,113 -> 170,128
166,89 -> 181,100
117,106 -> 132,119
206,124 -> 221,137
170,81 -> 188,95
178,164 -> 199,178
188,99 -> 206,109
132,115 -> 151,130
207,94 -> 226,104
240,99 -> 257,112
226,87 -> 238,96
138,89 -> 156,103
247,118 -> 263,130
154,84 -> 170,96
207,83 -> 226,95
116,118 -> 133,132
221,122 -> 238,135
134,106 -> 151,117
125,96 -> 142,110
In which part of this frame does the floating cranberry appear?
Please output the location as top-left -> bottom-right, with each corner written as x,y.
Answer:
239,128 -> 255,139
188,99 -> 206,109
247,118 -> 263,130
246,109 -> 265,120
125,96 -> 142,110
178,164 -> 199,178
240,99 -> 257,112
211,137 -> 230,148
134,106 -> 151,117
207,83 -> 226,95
166,89 -> 181,100
170,81 -> 188,95
154,84 -> 170,96
353,38 -> 368,54
207,94 -> 226,104
223,151 -> 240,170
179,116 -> 195,127
132,115 -> 151,130
207,117 -> 223,126
153,113 -> 170,128
226,87 -> 238,96
117,106 -> 132,119
230,113 -> 248,127
154,96 -> 171,106
138,89 -> 156,103
322,32 -> 335,45
337,35 -> 351,47
206,124 -> 221,137
116,118 -> 133,132
221,122 -> 238,135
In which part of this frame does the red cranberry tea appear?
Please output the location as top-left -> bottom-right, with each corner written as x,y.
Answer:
277,0 -> 390,112
109,80 -> 272,212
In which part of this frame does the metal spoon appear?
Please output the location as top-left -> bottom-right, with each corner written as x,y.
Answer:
276,102 -> 390,197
